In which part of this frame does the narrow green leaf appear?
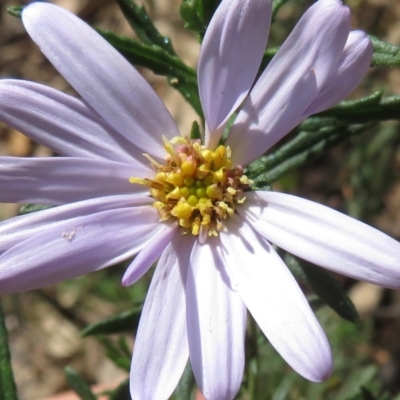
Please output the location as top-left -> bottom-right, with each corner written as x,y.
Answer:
248,124 -> 341,176
259,47 -> 279,72
64,366 -> 96,400
116,0 -> 175,54
81,307 -> 142,337
168,77 -> 203,121
282,252 -> 306,281
18,204 -> 53,215
299,116 -> 341,132
98,30 -> 196,79
370,35 -> 400,67
328,91 -> 383,110
0,299 -> 18,400
189,120 -> 202,140
335,366 -> 377,400
284,254 -> 360,323
6,6 -> 23,19
109,379 -> 130,400
249,122 -> 373,183
180,0 -> 206,40
319,95 -> 400,122
249,181 -> 272,192
117,337 -> 132,359
247,112 -> 369,178
98,337 -> 131,371
369,35 -> 400,54
195,0 -> 221,27
174,362 -> 195,400
271,374 -> 296,400
373,53 -> 400,67
97,30 -> 203,119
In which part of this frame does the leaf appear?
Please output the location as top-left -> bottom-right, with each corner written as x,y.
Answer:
319,95 -> 400,122
328,91 -> 383,111
109,379 -> 130,400
98,337 -> 131,371
98,30 -> 195,79
18,204 -> 53,215
117,337 -> 132,359
370,35 -> 400,67
173,362 -> 195,400
248,121 -> 374,183
195,0 -> 221,27
271,374 -> 297,400
179,0 -> 206,40
81,307 -> 142,337
335,366 -> 377,400
259,47 -> 279,72
0,299 -> 18,400
116,0 -> 175,54
6,6 -> 23,19
64,366 -> 96,400
168,77 -> 203,121
189,120 -> 202,140
284,254 -> 360,323
97,30 -> 203,119
180,0 -> 221,40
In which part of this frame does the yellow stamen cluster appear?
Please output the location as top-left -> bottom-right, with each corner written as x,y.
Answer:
130,136 -> 253,239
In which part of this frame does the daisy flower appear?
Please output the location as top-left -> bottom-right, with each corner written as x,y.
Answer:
0,0 -> 397,399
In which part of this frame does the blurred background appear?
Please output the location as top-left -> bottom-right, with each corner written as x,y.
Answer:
1,0 -> 400,398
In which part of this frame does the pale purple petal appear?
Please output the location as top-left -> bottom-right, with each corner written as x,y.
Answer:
303,30 -> 373,116
122,223 -> 179,286
199,0 -> 272,149
0,157 -> 147,204
240,191 -> 400,289
0,206 -> 161,292
22,3 -> 179,159
130,234 -> 192,400
0,194 -> 150,254
187,239 -> 246,400
0,80 -> 149,167
227,0 -> 351,166
221,216 -> 332,382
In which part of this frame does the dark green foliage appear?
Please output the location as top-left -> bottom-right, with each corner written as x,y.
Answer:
179,0 -> 220,40
284,254 -> 359,323
370,35 -> 400,67
116,0 -> 175,54
173,362 -> 196,400
109,379 -> 130,400
6,6 -> 22,18
189,120 -> 202,140
64,366 -> 97,400
97,337 -> 131,371
18,204 -> 53,215
81,307 -> 142,337
0,300 -> 18,400
97,29 -> 203,119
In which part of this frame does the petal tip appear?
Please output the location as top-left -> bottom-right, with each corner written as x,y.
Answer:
302,346 -> 333,383
309,361 -> 333,383
121,274 -> 131,287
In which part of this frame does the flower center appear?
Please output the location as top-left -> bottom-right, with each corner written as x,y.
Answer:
130,136 -> 252,240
